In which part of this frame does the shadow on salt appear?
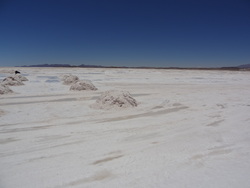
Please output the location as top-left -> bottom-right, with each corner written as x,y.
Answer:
36,76 -> 60,83
37,76 -> 59,79
45,79 -> 60,83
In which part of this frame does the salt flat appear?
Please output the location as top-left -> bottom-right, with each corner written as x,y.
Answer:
1,67 -> 250,188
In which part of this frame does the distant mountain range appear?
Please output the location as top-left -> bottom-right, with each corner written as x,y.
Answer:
19,64 -> 103,68
237,64 -> 250,68
18,63 -> 250,70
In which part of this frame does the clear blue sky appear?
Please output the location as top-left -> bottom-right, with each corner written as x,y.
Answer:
0,0 -> 249,67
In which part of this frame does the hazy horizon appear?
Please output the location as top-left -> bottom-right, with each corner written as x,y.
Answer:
1,62 -> 248,68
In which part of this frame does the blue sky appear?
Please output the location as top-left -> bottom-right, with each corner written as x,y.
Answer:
0,0 -> 249,67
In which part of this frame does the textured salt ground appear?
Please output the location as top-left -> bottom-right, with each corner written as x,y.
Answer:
0,67 -> 250,188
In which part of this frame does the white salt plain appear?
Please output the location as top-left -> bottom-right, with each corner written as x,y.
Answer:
0,67 -> 250,188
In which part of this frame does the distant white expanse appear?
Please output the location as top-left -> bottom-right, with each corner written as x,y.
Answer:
1,67 -> 250,188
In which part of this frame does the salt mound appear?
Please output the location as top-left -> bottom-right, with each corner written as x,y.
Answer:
1,76 -> 24,86
62,74 -> 79,85
70,80 -> 97,91
14,74 -> 28,81
92,90 -> 138,109
0,84 -> 13,94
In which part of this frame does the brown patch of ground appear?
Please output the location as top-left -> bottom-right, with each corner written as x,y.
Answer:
0,109 -> 6,116
0,138 -> 20,144
56,170 -> 113,188
206,120 -> 224,127
92,155 -> 123,165
100,106 -> 188,123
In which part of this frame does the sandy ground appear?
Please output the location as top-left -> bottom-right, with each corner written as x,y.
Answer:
1,67 -> 250,188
